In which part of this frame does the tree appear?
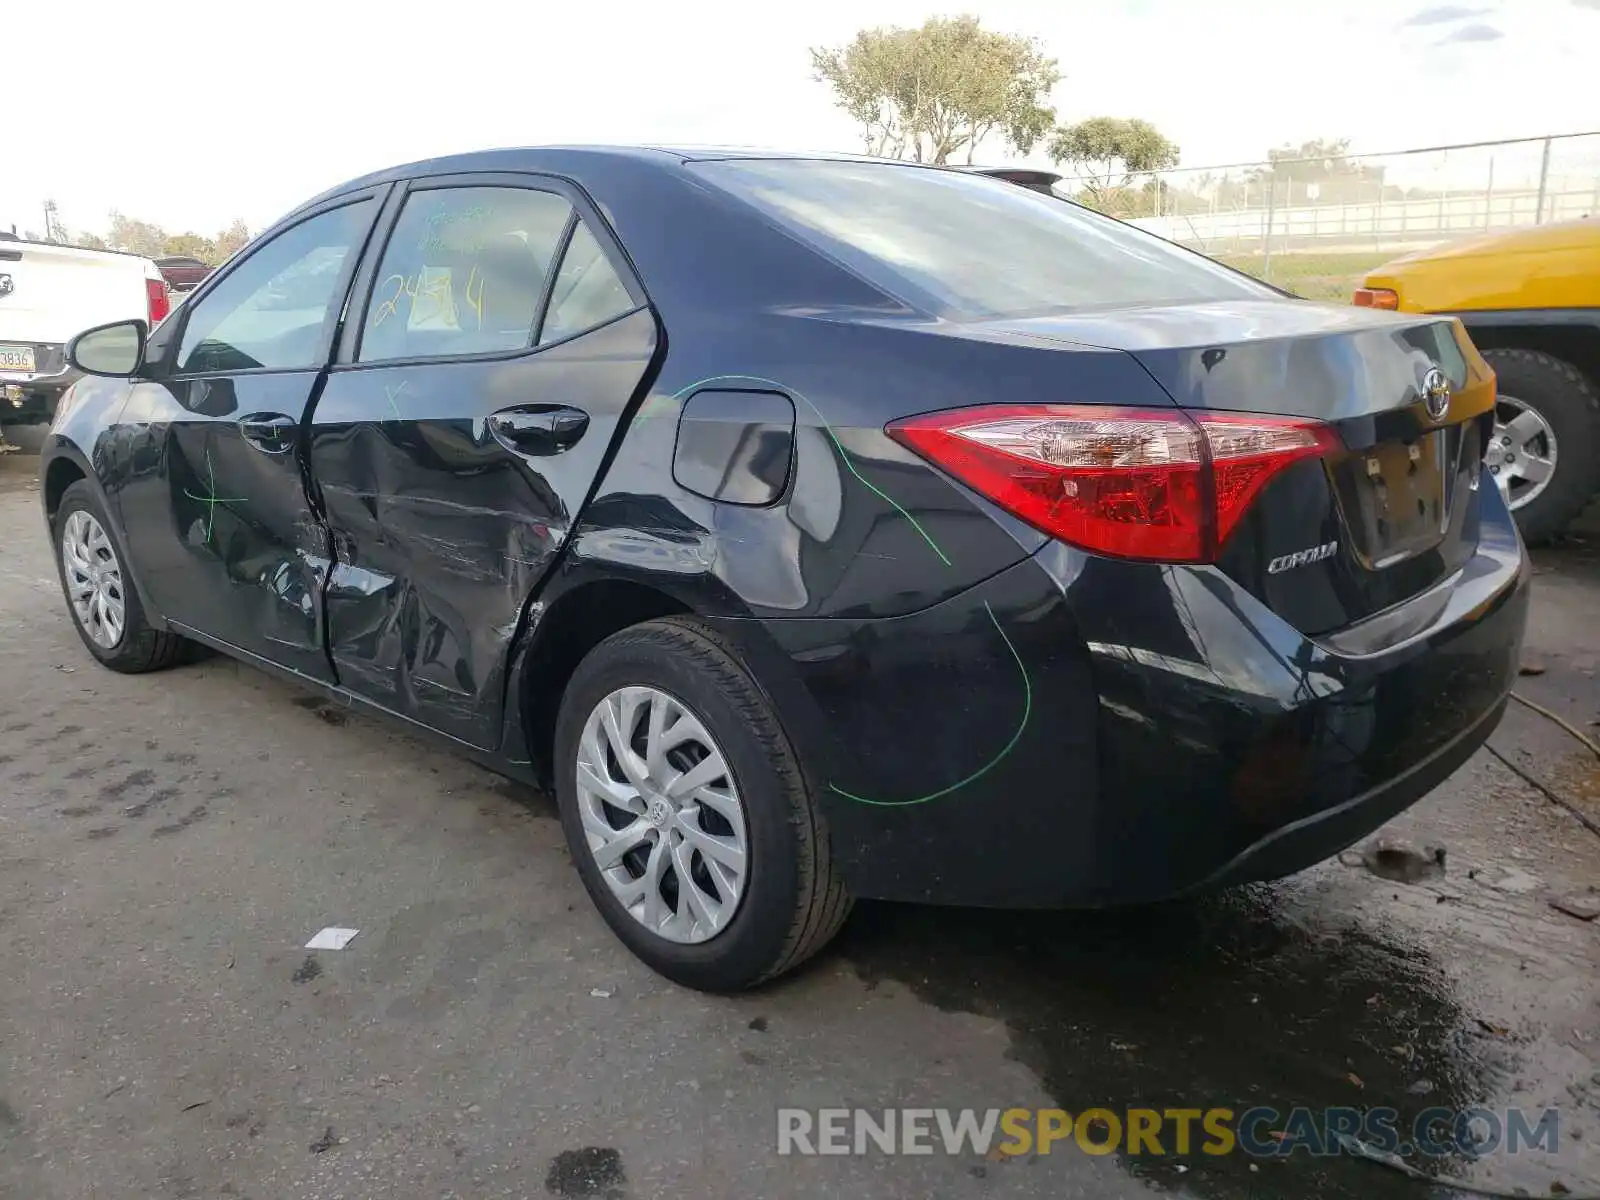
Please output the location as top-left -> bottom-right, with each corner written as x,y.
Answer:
106,211 -> 168,258
1047,117 -> 1180,212
810,15 -> 1060,164
163,232 -> 216,261
69,213 -> 250,263
1248,137 -> 1389,204
1254,137 -> 1356,181
212,219 -> 250,263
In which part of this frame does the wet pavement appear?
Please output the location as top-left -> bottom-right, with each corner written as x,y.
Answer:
0,457 -> 1596,1199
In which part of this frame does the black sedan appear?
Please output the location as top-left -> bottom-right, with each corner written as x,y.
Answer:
43,147 -> 1528,990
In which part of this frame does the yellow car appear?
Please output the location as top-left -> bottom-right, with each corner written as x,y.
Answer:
1357,220 -> 1600,541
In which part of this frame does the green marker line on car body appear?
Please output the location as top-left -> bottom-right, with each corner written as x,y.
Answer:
670,376 -> 1033,806
182,447 -> 245,545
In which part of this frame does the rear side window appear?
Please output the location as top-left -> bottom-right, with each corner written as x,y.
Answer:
689,159 -> 1273,319
537,221 -> 635,344
177,201 -> 371,373
359,186 -> 573,363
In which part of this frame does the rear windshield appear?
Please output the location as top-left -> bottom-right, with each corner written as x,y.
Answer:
690,158 -> 1273,320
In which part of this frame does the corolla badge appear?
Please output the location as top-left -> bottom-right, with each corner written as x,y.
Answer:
1422,366 -> 1451,422
1267,541 -> 1338,574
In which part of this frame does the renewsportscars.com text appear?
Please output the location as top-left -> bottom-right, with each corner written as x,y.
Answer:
776,1106 -> 1561,1158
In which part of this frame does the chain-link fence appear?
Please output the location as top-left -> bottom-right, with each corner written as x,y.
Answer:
1057,132 -> 1600,300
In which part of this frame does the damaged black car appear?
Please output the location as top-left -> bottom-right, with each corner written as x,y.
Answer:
42,147 -> 1528,990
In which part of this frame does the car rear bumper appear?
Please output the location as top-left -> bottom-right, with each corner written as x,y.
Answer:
1,343 -> 77,418
720,491 -> 1529,907
1189,690 -> 1506,892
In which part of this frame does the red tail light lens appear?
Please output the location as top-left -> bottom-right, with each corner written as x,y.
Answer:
1201,412 -> 1344,547
886,404 -> 1341,563
146,278 -> 171,327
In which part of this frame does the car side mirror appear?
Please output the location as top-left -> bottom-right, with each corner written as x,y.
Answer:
67,319 -> 148,378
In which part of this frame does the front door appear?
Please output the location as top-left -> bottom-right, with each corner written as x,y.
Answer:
114,193 -> 384,679
307,176 -> 655,747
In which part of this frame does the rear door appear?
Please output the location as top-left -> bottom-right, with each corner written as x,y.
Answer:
114,192 -> 386,678
307,172 -> 654,747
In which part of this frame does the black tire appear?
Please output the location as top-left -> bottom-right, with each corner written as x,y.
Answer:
1480,348 -> 1600,543
553,616 -> 852,991
52,480 -> 192,673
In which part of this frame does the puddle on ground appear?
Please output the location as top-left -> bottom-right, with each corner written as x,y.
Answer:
839,886 -> 1546,1200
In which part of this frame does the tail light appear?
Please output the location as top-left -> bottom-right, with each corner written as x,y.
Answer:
1353,287 -> 1398,309
146,278 -> 171,326
886,404 -> 1342,563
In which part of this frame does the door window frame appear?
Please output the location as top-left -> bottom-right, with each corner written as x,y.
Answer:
151,185 -> 392,382
334,171 -> 650,371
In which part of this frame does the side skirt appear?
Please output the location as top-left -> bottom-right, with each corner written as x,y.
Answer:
166,620 -> 540,787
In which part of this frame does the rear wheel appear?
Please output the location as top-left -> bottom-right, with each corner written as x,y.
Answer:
553,617 -> 852,991
1480,347 -> 1600,543
53,480 -> 192,673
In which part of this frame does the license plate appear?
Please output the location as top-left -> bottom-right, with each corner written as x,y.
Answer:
0,344 -> 36,374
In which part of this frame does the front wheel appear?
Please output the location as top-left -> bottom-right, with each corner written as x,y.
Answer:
53,480 -> 192,673
1480,348 -> 1600,543
553,617 -> 852,991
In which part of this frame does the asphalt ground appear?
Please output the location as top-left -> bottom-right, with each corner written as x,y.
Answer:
1,456 -> 1596,1200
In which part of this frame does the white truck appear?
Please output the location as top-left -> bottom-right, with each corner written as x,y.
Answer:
0,233 -> 171,433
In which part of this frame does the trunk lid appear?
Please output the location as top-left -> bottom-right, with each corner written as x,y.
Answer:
987,300 -> 1498,635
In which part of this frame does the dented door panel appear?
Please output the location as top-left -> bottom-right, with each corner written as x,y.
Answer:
114,371 -> 335,679
307,309 -> 657,748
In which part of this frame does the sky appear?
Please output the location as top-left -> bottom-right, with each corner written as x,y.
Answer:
6,0 -> 1600,240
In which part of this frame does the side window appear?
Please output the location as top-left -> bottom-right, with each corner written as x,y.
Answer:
538,221 -> 635,345
177,202 -> 372,373
359,186 -> 572,363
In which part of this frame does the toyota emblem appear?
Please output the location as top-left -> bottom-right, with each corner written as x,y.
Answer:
1422,366 -> 1451,422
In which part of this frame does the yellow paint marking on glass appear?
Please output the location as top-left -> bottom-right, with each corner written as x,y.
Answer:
464,264 -> 486,329
372,264 -> 483,333
407,267 -> 459,331
369,272 -> 411,329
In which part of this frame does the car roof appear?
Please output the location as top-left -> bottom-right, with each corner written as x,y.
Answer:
300,144 -> 1003,213
269,146 -> 1048,321
645,145 -> 939,164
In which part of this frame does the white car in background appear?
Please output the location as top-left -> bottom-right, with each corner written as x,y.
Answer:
0,233 -> 171,429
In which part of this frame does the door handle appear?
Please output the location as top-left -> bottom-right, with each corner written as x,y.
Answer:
487,406 -> 590,456
239,412 -> 298,454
